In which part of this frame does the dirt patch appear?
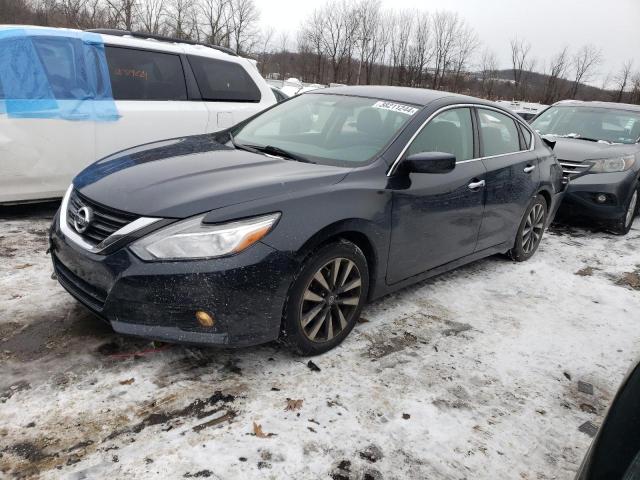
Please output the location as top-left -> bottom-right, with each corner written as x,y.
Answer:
0,308 -> 113,363
105,391 -> 237,441
0,390 -> 238,479
0,322 -> 24,342
575,267 -> 595,277
441,320 -> 473,337
366,331 -> 418,359
616,270 -> 640,290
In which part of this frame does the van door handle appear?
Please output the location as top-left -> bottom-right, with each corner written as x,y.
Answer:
524,165 -> 536,173
468,179 -> 485,190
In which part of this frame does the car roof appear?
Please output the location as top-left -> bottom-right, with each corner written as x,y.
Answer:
0,25 -> 243,62
552,100 -> 640,113
309,85 -> 489,108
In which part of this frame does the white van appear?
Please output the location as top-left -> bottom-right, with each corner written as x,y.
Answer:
0,26 -> 276,204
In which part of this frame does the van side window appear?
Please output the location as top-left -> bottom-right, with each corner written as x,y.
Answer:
407,108 -> 474,162
105,46 -> 187,101
187,55 -> 261,102
478,109 -> 521,156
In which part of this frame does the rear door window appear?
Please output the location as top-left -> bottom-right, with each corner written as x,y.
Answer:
105,46 -> 187,101
188,55 -> 261,102
478,109 -> 522,156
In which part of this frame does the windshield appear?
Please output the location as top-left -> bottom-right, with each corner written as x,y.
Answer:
531,106 -> 640,144
232,93 -> 419,166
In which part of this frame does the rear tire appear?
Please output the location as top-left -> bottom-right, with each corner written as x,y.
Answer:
509,194 -> 548,262
281,241 -> 369,356
608,185 -> 638,236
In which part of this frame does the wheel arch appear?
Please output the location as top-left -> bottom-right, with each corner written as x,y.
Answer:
294,219 -> 383,300
537,187 -> 552,209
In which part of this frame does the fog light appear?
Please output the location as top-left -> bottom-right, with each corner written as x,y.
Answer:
595,194 -> 607,204
195,310 -> 215,327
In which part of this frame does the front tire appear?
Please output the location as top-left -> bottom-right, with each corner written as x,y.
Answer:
281,241 -> 369,355
608,185 -> 638,236
509,194 -> 548,262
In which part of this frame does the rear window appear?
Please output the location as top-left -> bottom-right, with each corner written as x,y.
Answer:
188,55 -> 261,102
105,46 -> 187,101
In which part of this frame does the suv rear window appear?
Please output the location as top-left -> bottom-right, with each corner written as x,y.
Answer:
188,55 -> 261,102
105,46 -> 187,101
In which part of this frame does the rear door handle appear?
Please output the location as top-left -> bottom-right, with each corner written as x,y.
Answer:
468,180 -> 485,190
524,165 -> 536,173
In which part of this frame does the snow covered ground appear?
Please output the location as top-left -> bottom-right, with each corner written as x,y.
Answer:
1,203 -> 639,480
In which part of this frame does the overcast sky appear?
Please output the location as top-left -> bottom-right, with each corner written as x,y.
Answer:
258,0 -> 640,84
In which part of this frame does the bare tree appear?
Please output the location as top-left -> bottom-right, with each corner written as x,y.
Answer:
406,10 -> 432,87
479,48 -> 498,99
364,7 -> 390,84
614,60 -> 634,102
388,10 -> 413,85
354,0 -> 380,85
166,0 -> 197,40
449,20 -> 478,92
570,44 -> 602,98
105,0 -> 138,30
277,30 -> 289,80
201,0 -> 230,46
300,8 -> 327,83
510,37 -> 534,98
317,0 -> 358,83
230,0 -> 259,54
256,25 -> 275,75
542,46 -> 569,104
431,11 -> 460,90
139,0 -> 167,34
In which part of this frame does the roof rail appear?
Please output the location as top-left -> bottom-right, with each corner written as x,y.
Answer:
86,29 -> 238,56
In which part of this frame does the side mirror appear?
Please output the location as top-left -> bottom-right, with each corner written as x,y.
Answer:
542,135 -> 556,150
403,152 -> 456,174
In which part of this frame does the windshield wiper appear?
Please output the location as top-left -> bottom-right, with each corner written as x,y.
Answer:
228,132 -> 261,154
249,144 -> 315,164
229,135 -> 315,164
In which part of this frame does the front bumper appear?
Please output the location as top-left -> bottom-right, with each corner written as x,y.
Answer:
558,170 -> 638,221
50,212 -> 298,347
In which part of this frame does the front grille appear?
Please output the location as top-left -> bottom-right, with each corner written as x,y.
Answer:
559,159 -> 591,178
67,189 -> 138,246
53,255 -> 107,311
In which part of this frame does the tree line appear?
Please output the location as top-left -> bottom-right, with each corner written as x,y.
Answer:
2,0 -> 639,104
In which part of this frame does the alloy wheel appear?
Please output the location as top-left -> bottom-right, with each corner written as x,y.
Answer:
625,190 -> 638,228
522,203 -> 545,254
299,258 -> 362,343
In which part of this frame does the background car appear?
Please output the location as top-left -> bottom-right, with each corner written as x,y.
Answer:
575,359 -> 640,480
0,26 -> 277,204
49,86 -> 565,355
531,100 -> 640,234
495,100 -> 549,122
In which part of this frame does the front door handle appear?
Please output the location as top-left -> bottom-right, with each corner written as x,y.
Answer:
524,165 -> 536,173
468,179 -> 485,190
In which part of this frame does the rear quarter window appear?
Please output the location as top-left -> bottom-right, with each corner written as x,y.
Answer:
105,46 -> 187,101
188,55 -> 261,102
520,125 -> 533,149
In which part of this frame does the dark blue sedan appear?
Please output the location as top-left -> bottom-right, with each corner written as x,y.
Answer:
50,86 -> 565,355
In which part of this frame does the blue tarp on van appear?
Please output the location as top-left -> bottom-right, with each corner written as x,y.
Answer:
0,27 -> 119,121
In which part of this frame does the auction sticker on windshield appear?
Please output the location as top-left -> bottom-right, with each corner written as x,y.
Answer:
372,101 -> 419,116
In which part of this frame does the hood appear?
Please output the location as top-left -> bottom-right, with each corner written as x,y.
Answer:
553,137 -> 638,162
74,135 -> 350,218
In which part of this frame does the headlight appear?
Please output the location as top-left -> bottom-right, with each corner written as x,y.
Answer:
588,154 -> 636,173
130,213 -> 280,261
